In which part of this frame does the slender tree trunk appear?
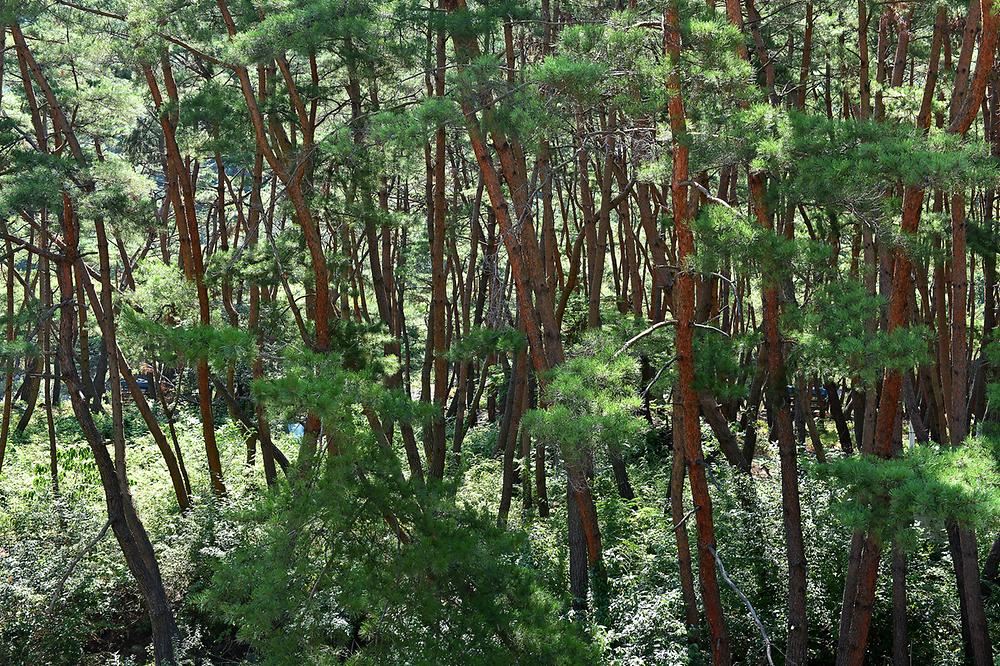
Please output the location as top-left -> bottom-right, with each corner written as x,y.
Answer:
427,16 -> 449,479
41,239 -> 58,494
0,222 -> 14,473
671,392 -> 700,634
498,350 -> 528,526
752,174 -> 808,665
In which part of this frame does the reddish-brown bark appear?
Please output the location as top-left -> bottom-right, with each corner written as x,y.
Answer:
666,3 -> 731,661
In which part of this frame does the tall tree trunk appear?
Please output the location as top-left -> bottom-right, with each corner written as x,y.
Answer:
427,16 -> 449,479
752,174 -> 808,665
666,4 -> 731,661
0,220 -> 14,473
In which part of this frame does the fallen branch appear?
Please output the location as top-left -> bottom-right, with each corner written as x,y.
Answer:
708,544 -> 776,666
681,179 -> 735,210
642,356 -> 676,396
613,320 -> 676,358
612,320 -> 728,360
48,519 -> 112,613
694,322 -> 731,338
671,506 -> 699,532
